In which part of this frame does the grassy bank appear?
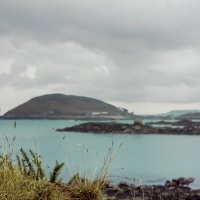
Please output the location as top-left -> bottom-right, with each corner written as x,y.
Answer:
0,149 -> 107,200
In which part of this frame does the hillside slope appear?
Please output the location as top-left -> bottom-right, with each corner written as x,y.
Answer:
2,94 -> 133,119
160,109 -> 200,117
176,112 -> 200,120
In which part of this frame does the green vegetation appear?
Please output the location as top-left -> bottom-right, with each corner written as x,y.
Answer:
0,148 -> 107,200
0,121 -> 122,200
3,93 -> 133,119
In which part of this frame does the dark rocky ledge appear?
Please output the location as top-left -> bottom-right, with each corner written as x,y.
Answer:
102,177 -> 199,200
56,122 -> 200,135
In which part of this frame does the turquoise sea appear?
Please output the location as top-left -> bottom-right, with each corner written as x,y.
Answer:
0,119 -> 200,189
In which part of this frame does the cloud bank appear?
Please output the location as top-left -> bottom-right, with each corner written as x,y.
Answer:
1,0 -> 200,114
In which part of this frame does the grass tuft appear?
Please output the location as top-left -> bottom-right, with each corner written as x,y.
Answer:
0,150 -> 104,200
50,160 -> 65,183
0,133 -> 121,199
67,175 -> 104,200
0,155 -> 57,200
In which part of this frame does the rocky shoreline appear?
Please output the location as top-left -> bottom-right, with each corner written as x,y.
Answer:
56,121 -> 200,135
103,177 -> 200,200
57,120 -> 200,199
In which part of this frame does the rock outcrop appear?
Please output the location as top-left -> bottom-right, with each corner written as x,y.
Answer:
103,177 -> 200,200
57,122 -> 200,135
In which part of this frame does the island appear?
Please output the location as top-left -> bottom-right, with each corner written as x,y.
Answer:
1,93 -> 135,120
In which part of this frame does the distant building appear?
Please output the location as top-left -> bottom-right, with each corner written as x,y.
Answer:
91,112 -> 108,115
101,112 -> 108,115
91,112 -> 101,115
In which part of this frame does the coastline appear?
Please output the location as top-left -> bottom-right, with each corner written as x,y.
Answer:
102,177 -> 200,200
56,121 -> 200,135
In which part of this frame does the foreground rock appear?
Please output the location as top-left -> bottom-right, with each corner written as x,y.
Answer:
103,177 -> 200,200
57,122 -> 200,135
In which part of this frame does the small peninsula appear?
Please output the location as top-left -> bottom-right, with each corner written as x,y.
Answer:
57,120 -> 200,135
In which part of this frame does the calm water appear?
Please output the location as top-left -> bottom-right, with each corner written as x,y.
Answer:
0,119 -> 200,188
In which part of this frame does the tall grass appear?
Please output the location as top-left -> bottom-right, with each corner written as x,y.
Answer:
0,134 -> 123,200
0,148 -> 107,200
0,153 -> 65,200
0,120 -> 123,200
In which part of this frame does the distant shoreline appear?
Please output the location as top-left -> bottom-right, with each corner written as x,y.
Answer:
57,121 -> 200,135
0,116 -> 133,120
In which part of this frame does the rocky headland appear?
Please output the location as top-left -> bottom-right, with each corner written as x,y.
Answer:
56,121 -> 200,135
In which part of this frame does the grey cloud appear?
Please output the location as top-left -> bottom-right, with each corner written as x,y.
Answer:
1,0 -> 200,111
1,0 -> 200,48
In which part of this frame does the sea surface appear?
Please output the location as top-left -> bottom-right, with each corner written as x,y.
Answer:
0,119 -> 200,189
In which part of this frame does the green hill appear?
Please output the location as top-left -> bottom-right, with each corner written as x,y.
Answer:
2,94 -> 134,119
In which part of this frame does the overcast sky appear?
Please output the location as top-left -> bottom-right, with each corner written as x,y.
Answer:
1,0 -> 200,115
